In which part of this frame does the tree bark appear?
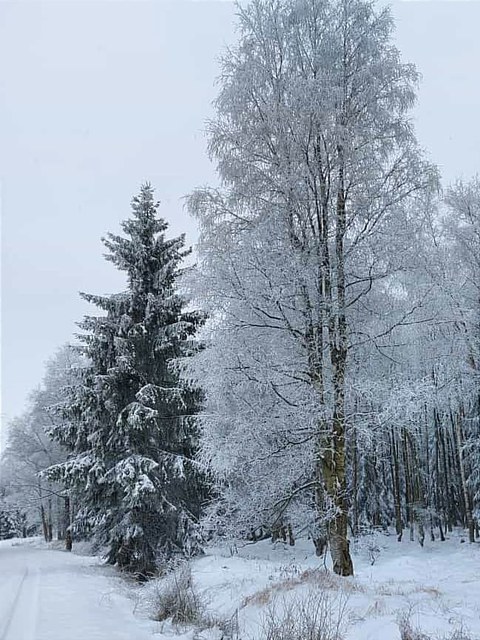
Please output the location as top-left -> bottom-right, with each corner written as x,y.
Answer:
391,427 -> 403,542
63,495 -> 71,540
320,176 -> 353,577
453,410 -> 475,543
402,428 -> 414,542
352,423 -> 359,538
40,503 -> 49,543
47,498 -> 53,542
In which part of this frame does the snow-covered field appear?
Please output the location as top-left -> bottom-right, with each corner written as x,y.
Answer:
1,532 -> 478,639
141,532 -> 480,640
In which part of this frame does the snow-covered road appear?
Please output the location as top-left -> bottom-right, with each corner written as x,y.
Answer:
0,541 -> 156,640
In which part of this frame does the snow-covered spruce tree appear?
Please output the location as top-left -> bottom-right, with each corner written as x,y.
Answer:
47,184 -> 204,578
0,508 -> 19,540
0,491 -> 24,540
186,0 -> 437,575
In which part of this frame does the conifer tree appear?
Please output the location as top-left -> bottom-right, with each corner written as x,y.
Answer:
47,184 -> 204,578
0,502 -> 22,540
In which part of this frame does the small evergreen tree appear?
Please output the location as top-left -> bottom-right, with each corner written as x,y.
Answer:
0,499 -> 23,540
47,184 -> 204,578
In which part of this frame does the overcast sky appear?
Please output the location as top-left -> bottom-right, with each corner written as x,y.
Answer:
1,0 -> 480,436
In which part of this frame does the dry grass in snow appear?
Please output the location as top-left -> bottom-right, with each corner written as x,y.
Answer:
136,530 -> 480,640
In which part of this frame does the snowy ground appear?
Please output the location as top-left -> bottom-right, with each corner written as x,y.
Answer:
141,531 -> 480,640
0,537 -> 158,640
1,532 -> 479,639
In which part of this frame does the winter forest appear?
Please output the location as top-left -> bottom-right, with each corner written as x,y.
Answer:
1,0 -> 480,638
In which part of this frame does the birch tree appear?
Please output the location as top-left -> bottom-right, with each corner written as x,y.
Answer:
187,0 -> 436,575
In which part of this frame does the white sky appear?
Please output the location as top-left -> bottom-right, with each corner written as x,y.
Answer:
1,1 -> 480,435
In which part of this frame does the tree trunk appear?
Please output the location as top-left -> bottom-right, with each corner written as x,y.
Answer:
391,428 -> 403,542
434,410 -> 446,541
352,423 -> 359,538
38,481 -> 49,543
40,503 -> 49,543
313,448 -> 327,556
402,429 -> 414,542
320,161 -> 353,577
63,495 -> 71,541
410,431 -> 425,547
65,530 -> 72,552
453,410 -> 475,543
57,496 -> 64,540
314,374 -> 352,575
47,498 -> 53,542
309,120 -> 353,576
322,417 -> 352,576
437,415 -> 454,532
287,524 -> 295,546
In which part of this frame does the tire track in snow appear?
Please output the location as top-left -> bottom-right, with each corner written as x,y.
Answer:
0,565 -> 40,640
0,567 -> 29,640
23,566 -> 41,640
